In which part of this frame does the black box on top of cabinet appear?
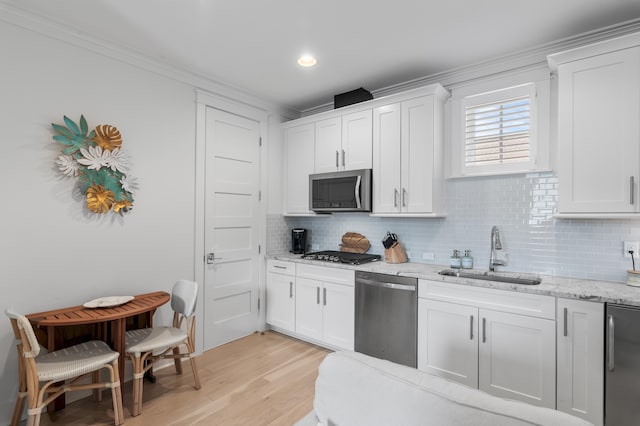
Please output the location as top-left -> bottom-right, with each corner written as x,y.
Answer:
334,87 -> 373,109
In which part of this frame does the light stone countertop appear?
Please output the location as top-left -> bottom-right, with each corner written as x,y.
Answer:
268,253 -> 640,307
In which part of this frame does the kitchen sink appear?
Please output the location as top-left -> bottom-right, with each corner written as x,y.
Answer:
438,269 -> 542,285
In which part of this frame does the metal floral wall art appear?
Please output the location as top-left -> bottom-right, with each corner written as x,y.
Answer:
53,115 -> 137,215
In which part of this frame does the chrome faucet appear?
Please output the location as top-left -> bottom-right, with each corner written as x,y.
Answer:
489,226 -> 505,272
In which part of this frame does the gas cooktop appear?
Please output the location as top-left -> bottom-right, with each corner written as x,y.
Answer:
301,250 -> 381,265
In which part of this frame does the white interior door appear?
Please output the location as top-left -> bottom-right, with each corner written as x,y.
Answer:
204,107 -> 260,349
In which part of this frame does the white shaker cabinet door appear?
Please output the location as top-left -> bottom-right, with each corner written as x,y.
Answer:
418,298 -> 479,388
284,123 -> 315,214
266,271 -> 296,333
372,93 -> 444,216
373,103 -> 402,213
322,281 -> 355,351
314,117 -> 342,173
401,95 -> 436,214
295,277 -> 323,342
557,46 -> 640,213
478,309 -> 556,409
557,299 -> 604,426
341,109 -> 373,171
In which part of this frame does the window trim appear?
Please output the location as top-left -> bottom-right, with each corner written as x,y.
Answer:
448,70 -> 551,179
461,83 -> 537,176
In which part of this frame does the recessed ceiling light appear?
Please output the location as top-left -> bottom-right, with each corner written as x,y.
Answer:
298,55 -> 317,67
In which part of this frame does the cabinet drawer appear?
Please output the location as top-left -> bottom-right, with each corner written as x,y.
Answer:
297,264 -> 354,286
267,259 -> 296,276
419,280 -> 555,320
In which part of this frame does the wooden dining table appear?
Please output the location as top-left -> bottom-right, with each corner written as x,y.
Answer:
26,291 -> 170,409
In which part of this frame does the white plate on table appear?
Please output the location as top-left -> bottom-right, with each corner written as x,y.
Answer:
83,296 -> 134,308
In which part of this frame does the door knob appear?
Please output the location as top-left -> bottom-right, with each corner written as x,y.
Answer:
206,253 -> 222,264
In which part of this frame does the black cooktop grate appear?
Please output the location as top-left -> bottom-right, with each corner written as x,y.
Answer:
301,250 -> 381,265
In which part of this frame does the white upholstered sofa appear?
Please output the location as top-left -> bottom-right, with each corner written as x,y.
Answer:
296,351 -> 593,426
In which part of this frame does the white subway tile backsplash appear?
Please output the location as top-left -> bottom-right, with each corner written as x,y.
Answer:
269,172 -> 640,283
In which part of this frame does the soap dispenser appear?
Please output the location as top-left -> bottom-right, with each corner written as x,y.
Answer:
450,250 -> 461,269
462,250 -> 473,269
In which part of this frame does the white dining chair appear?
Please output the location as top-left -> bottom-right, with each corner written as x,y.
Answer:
6,308 -> 124,426
125,279 -> 201,416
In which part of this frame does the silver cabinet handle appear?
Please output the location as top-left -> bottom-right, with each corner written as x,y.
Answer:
394,189 -> 399,207
563,307 -> 568,337
316,287 -> 320,305
482,317 -> 486,343
402,188 -> 407,207
341,149 -> 345,167
274,265 -> 286,269
323,288 -> 327,306
631,176 -> 635,205
608,314 -> 615,372
470,315 -> 474,340
335,151 -> 339,168
289,281 -> 293,298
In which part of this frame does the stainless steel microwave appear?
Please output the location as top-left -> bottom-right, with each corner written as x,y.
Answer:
309,169 -> 372,213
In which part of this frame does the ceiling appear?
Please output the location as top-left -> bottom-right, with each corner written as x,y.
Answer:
4,0 -> 640,112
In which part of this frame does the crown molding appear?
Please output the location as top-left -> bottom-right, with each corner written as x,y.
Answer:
301,18 -> 640,116
0,3 -> 299,119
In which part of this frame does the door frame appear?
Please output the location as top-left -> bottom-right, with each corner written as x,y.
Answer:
195,89 -> 269,354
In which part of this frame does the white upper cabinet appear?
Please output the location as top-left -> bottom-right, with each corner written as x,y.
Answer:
372,85 -> 449,216
549,33 -> 640,216
372,103 -> 402,213
284,123 -> 315,214
314,110 -> 372,173
341,110 -> 373,171
283,84 -> 447,216
314,117 -> 342,173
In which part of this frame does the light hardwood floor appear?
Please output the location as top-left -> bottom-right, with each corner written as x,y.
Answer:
36,331 -> 330,426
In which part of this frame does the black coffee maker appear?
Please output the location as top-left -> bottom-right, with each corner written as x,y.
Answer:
291,228 -> 307,254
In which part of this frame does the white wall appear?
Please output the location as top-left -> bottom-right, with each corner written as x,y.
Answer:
0,20 -> 198,420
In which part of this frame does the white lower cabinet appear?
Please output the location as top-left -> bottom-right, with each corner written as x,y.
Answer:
321,281 -> 355,349
478,308 -> 556,407
418,280 -> 556,409
556,299 -> 604,426
269,263 -> 604,421
418,299 -> 478,387
295,264 -> 355,351
265,260 -> 296,333
295,277 -> 324,341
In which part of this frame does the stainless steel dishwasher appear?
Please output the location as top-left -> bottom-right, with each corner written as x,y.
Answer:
354,271 -> 418,368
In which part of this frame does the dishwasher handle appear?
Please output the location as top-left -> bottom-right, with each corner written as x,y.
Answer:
356,277 -> 416,292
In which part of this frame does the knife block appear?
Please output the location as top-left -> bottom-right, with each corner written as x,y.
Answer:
385,242 -> 407,264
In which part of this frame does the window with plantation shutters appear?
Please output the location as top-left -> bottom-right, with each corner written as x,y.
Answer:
460,83 -> 537,175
